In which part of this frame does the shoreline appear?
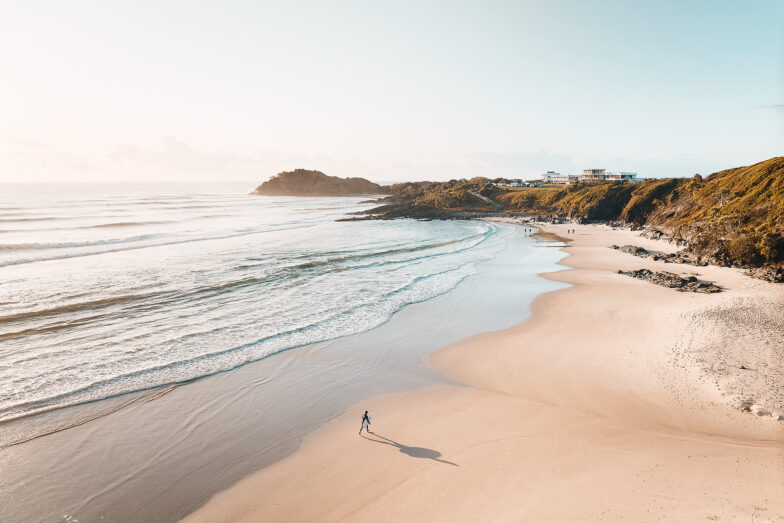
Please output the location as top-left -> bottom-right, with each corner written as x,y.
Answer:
185,221 -> 784,522
0,221 -> 564,522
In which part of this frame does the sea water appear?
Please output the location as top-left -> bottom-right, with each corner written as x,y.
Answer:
0,182 -> 515,427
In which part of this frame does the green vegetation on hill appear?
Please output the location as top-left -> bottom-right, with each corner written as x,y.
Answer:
497,183 -> 637,220
253,159 -> 783,267
646,157 -> 784,266
387,178 -> 500,211
380,157 -> 784,267
253,169 -> 385,196
494,177 -> 694,224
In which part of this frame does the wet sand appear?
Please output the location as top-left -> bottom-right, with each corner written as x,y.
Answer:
185,222 -> 784,522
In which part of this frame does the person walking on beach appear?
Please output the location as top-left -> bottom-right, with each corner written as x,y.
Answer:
359,410 -> 371,435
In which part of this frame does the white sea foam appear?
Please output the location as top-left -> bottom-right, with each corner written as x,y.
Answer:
0,183 -> 506,425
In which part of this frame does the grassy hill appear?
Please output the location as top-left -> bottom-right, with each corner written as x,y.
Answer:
387,178 -> 501,212
647,157 -> 784,266
494,177 -> 690,223
378,157 -> 784,267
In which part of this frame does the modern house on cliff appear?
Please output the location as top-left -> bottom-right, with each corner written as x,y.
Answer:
581,169 -> 607,181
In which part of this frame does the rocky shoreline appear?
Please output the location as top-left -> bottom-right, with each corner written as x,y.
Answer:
340,199 -> 784,285
611,244 -> 709,265
254,157 -> 784,279
338,205 -> 522,222
340,200 -> 571,223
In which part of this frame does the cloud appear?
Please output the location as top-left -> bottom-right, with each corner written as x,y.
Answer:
109,137 -> 261,177
106,138 -> 369,182
1,140 -> 93,178
2,136 -> 367,182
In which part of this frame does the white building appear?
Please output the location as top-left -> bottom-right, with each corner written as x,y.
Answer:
540,169 -> 640,185
541,171 -> 579,185
605,171 -> 640,182
580,168 -> 606,182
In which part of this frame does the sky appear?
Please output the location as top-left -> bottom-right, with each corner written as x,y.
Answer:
1,0 -> 782,183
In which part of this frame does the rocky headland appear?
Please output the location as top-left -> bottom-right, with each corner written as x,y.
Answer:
253,158 -> 784,278
252,169 -> 386,197
344,157 -> 784,278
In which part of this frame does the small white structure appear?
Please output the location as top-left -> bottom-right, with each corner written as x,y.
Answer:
605,171 -> 640,182
541,171 -> 579,185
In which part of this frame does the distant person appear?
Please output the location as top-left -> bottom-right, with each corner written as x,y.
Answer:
359,410 -> 371,434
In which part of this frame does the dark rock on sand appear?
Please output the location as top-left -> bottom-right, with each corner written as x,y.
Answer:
612,245 -> 783,283
611,244 -> 650,256
611,244 -> 709,266
744,267 -> 784,283
617,268 -> 722,293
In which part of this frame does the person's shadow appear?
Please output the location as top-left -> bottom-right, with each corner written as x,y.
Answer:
361,432 -> 458,466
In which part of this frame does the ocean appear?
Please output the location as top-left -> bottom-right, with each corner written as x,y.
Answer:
1,182 -> 519,433
0,182 -> 569,521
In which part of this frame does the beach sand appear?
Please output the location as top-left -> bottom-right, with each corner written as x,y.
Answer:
184,223 -> 784,522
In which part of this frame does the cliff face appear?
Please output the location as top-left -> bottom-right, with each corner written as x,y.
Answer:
252,169 -> 385,196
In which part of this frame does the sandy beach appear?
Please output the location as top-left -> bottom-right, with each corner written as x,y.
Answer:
185,222 -> 784,522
